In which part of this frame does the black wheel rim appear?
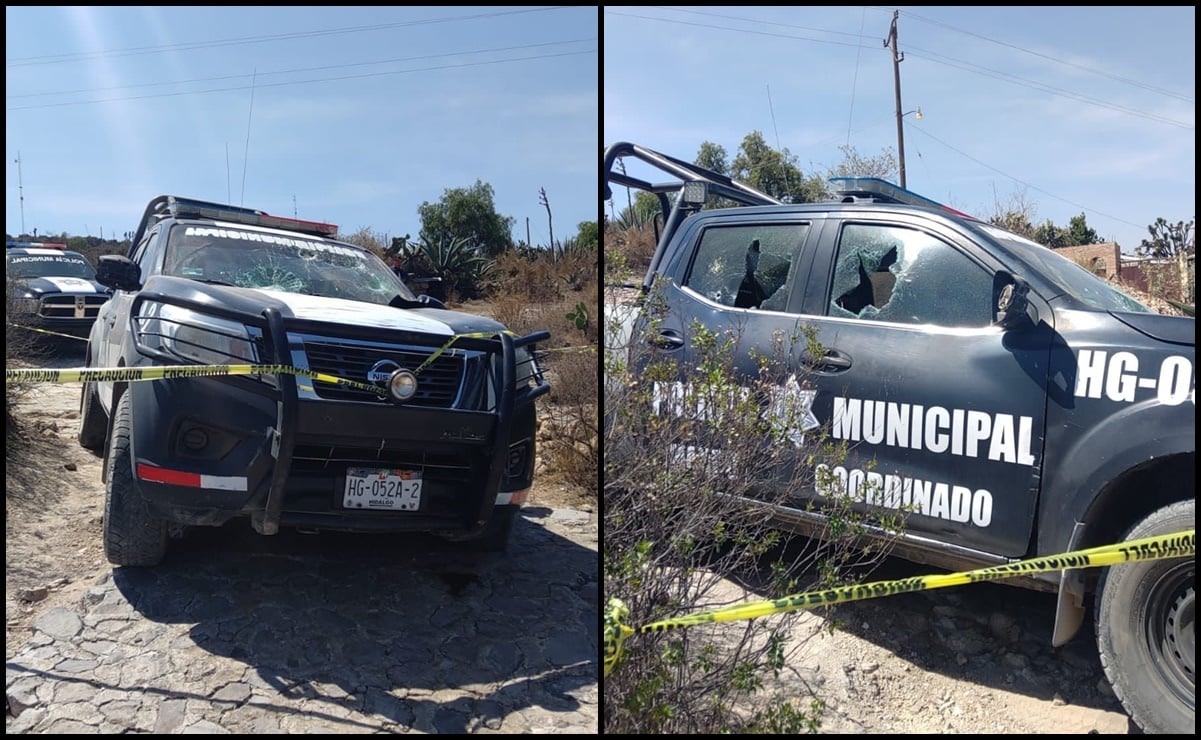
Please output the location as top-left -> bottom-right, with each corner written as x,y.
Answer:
1146,560 -> 1196,707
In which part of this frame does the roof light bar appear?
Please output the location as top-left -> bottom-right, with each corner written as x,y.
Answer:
829,177 -> 975,219
6,241 -> 67,250
165,196 -> 340,238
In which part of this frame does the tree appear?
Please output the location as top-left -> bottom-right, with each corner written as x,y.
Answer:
1138,217 -> 1195,258
986,188 -> 1038,241
694,141 -> 729,176
730,132 -> 825,204
1032,220 -> 1069,248
571,220 -> 599,252
825,144 -> 899,184
339,226 -> 388,255
417,180 -> 515,258
1027,214 -> 1100,248
1064,213 -> 1102,246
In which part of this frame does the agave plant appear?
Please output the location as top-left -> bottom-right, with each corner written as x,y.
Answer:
410,233 -> 494,298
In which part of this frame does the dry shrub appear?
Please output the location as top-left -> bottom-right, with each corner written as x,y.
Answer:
538,346 -> 598,497
604,291 -> 906,733
484,247 -> 599,500
605,223 -> 656,278
5,278 -> 51,442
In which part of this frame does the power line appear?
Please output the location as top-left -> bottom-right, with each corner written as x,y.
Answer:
905,124 -> 1147,231
902,46 -> 1192,130
5,49 -> 597,112
6,39 -> 596,101
639,6 -> 871,42
603,9 -> 871,50
5,7 -> 577,67
893,7 -> 1194,103
607,8 -> 1193,129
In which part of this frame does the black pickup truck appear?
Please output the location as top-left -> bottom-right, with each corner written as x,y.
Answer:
604,142 -> 1194,734
80,195 -> 550,568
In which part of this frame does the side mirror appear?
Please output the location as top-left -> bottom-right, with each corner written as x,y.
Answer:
417,294 -> 445,309
96,254 -> 142,292
994,271 -> 1037,331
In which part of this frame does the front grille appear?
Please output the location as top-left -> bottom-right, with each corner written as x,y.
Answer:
290,444 -> 475,481
304,338 -> 465,406
39,294 -> 107,319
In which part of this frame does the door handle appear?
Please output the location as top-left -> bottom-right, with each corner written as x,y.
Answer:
649,330 -> 684,350
807,350 -> 852,372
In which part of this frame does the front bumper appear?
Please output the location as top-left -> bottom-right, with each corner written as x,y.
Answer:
123,299 -> 548,538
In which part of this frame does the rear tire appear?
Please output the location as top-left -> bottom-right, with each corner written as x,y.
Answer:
1094,499 -> 1195,734
103,392 -> 168,567
78,380 -> 107,452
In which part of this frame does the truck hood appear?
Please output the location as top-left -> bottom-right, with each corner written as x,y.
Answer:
1110,311 -> 1195,347
140,276 -> 508,338
17,276 -> 107,297
253,289 -> 509,337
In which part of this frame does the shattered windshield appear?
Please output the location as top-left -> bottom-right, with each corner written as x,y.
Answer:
976,224 -> 1151,313
163,224 -> 416,304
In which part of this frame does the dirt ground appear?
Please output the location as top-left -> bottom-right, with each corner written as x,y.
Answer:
4,340 -> 594,665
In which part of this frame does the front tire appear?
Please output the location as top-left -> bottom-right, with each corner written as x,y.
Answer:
103,392 -> 168,567
1095,499 -> 1195,734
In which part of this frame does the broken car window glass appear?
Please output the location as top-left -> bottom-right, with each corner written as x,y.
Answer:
830,223 -> 993,327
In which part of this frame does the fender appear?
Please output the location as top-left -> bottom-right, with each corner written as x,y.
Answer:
1039,399 -> 1194,645
1038,398 -> 1195,557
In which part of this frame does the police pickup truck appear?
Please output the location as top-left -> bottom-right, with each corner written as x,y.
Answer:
604,142 -> 1194,734
80,195 -> 549,568
6,241 -> 109,341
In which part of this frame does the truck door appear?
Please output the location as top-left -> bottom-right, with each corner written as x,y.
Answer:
641,213 -> 1052,558
795,215 -> 1053,556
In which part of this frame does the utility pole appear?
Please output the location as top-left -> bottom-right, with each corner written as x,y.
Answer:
15,151 -> 26,234
884,11 -> 908,188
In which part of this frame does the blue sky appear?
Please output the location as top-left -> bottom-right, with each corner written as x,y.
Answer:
604,6 -> 1195,254
6,6 -> 598,249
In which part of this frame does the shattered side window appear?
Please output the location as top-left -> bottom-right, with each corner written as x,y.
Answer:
684,223 -> 810,311
829,223 -> 993,327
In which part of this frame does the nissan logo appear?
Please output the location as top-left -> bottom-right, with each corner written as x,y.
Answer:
367,359 -> 401,385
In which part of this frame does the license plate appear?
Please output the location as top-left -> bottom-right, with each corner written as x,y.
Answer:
343,467 -> 422,511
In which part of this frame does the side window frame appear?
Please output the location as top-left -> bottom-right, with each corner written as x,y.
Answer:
678,219 -> 816,314
806,214 -> 1001,327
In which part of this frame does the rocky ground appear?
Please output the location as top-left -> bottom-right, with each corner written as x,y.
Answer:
5,339 -> 599,733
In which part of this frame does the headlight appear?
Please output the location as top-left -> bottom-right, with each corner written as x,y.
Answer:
14,297 -> 40,316
515,347 -> 541,389
135,301 -> 260,367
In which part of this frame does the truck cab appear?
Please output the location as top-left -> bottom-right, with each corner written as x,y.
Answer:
604,141 -> 1194,734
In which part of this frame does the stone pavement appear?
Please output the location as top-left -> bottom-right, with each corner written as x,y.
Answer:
6,507 -> 598,734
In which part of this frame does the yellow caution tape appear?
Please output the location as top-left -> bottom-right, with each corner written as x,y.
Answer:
5,331 -> 533,396
539,345 -> 597,355
5,363 -> 388,396
7,322 -> 89,342
411,330 -> 516,375
604,529 -> 1195,678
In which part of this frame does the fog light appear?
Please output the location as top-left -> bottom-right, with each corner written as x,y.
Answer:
387,369 -> 418,402
506,441 -> 529,477
181,427 -> 209,451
